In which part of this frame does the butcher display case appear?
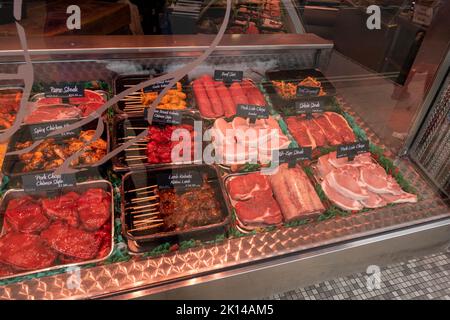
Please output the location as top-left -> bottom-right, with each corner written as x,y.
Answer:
0,1 -> 449,300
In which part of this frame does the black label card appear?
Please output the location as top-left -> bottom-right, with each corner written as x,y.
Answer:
297,85 -> 321,97
278,147 -> 312,163
44,82 -> 85,98
145,108 -> 183,125
156,170 -> 203,190
29,121 -> 80,140
295,100 -> 324,116
144,79 -> 173,93
236,104 -> 269,122
336,141 -> 370,160
22,173 -> 76,192
214,70 -> 243,83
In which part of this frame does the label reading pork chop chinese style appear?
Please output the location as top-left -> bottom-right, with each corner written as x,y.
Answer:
236,104 -> 269,123
295,100 -> 324,118
276,147 -> 312,168
337,140 -> 370,160
29,120 -> 81,140
214,70 -> 243,83
22,173 -> 76,192
44,82 -> 85,98
157,170 -> 203,190
144,108 -> 182,125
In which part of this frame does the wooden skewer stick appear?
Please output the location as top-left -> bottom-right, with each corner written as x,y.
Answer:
128,202 -> 160,210
134,214 -> 162,221
130,198 -> 159,205
137,190 -> 157,196
126,185 -> 157,193
131,195 -> 159,202
126,127 -> 148,130
129,208 -> 159,214
128,223 -> 164,233
125,147 -> 147,151
134,220 -> 164,227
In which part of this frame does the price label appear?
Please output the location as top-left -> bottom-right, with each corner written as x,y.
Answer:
156,170 -> 203,190
143,79 -> 174,93
236,104 -> 269,123
295,100 -> 324,117
22,173 -> 76,192
275,147 -> 312,168
29,121 -> 80,140
297,85 -> 321,97
145,108 -> 183,125
44,82 -> 85,98
336,141 -> 370,160
214,70 -> 243,83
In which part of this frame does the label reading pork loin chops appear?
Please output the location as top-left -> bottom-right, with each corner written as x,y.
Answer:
143,79 -> 173,93
144,108 -> 182,125
156,170 -> 203,190
22,173 -> 76,192
297,85 -> 321,97
236,104 -> 269,123
295,100 -> 324,119
44,82 -> 85,98
214,70 -> 243,83
276,147 -> 312,168
29,120 -> 81,140
336,140 -> 370,161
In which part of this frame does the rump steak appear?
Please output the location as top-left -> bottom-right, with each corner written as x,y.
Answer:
227,173 -> 270,201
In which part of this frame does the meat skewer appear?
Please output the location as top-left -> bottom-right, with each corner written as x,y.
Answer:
126,185 -> 157,193
131,195 -> 159,202
128,223 -> 164,233
134,213 -> 161,220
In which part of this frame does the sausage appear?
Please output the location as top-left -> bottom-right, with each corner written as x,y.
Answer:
193,80 -> 216,118
215,83 -> 236,118
201,75 -> 224,117
242,79 -> 266,106
229,82 -> 249,106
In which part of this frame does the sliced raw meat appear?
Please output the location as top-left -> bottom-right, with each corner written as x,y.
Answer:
327,151 -> 373,168
385,176 -> 407,195
316,153 -> 334,179
313,116 -> 342,145
303,118 -> 327,147
324,112 -> 356,143
42,192 -> 80,227
286,117 -> 316,148
79,101 -> 103,116
77,189 -> 111,231
326,169 -> 369,200
5,197 -> 49,233
24,105 -> 82,124
321,180 -> 363,211
361,191 -> 387,208
234,190 -> 283,226
360,164 -> 390,193
228,173 -> 270,201
0,233 -> 57,270
41,222 -> 101,259
69,90 -> 105,105
380,192 -> 417,204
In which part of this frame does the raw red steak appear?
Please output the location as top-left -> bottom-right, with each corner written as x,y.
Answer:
41,222 -> 101,260
77,188 -> 111,231
5,196 -> 49,233
0,233 -> 57,270
42,192 -> 80,227
235,190 -> 283,226
227,173 -> 270,201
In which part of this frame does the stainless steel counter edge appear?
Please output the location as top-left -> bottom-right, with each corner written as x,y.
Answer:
105,217 -> 450,300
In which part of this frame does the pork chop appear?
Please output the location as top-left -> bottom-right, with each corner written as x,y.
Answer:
42,191 -> 80,227
5,196 -> 49,233
77,189 -> 111,231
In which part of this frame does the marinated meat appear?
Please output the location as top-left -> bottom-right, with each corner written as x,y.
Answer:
41,222 -> 101,260
0,233 -> 57,270
0,263 -> 16,277
235,190 -> 283,226
5,196 -> 49,233
77,189 -> 110,231
42,192 -> 80,227
227,173 -> 270,201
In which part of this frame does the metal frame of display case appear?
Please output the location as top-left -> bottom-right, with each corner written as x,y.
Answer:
0,33 -> 449,300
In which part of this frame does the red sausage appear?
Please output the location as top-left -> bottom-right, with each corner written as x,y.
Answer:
229,82 -> 249,106
193,80 -> 216,118
215,83 -> 236,117
242,79 -> 266,106
201,75 -> 224,117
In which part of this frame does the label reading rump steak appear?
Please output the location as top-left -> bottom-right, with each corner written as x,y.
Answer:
156,170 -> 203,190
44,82 -> 85,98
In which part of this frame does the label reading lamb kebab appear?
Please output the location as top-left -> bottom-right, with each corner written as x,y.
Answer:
295,100 -> 324,119
44,82 -> 85,98
144,108 -> 183,125
275,147 -> 312,168
157,170 -> 203,190
214,70 -> 243,83
22,173 -> 76,192
236,104 -> 269,123
336,140 -> 370,161
29,120 -> 81,140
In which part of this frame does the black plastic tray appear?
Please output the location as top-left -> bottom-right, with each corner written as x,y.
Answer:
265,68 -> 337,116
121,164 -> 231,254
1,118 -> 110,179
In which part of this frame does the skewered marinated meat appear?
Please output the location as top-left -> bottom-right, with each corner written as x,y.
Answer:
158,182 -> 223,231
41,221 -> 101,260
15,130 -> 107,172
42,192 -> 80,227
77,188 -> 111,231
5,196 -> 49,233
0,233 -> 57,270
316,152 -> 417,211
0,263 -> 16,277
